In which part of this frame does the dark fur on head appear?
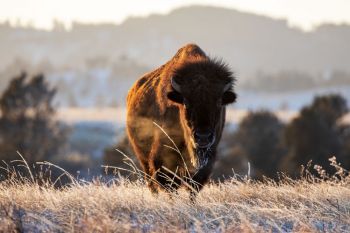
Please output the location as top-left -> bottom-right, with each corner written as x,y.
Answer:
169,58 -> 235,103
174,58 -> 234,86
167,58 -> 236,169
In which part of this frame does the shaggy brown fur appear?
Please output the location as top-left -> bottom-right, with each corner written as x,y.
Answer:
126,44 -> 236,195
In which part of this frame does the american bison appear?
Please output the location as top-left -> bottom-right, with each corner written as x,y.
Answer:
126,44 -> 236,195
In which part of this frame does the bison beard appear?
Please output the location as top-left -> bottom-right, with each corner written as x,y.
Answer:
126,44 -> 236,196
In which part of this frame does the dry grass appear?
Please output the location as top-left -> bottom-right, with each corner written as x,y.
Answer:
0,157 -> 349,232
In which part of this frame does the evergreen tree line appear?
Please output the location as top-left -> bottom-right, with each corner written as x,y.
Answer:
212,94 -> 350,179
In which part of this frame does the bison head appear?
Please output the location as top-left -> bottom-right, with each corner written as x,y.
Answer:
167,59 -> 236,169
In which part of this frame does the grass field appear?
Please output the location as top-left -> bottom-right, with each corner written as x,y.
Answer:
0,157 -> 349,232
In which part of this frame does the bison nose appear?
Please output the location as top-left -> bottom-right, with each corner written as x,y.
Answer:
194,131 -> 215,148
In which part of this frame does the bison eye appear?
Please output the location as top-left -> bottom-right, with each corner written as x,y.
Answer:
222,91 -> 237,105
167,91 -> 184,104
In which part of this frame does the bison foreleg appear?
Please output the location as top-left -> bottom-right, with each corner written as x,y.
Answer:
150,165 -> 182,193
187,161 -> 214,201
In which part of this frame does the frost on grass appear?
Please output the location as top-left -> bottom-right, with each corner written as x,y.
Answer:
0,157 -> 349,232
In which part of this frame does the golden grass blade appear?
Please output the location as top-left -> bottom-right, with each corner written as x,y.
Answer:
36,161 -> 78,186
16,151 -> 35,183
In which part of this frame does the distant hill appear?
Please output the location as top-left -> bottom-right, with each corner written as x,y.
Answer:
0,5 -> 349,78
1,5 -> 350,108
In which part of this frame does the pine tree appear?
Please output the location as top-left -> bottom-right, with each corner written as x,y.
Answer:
0,72 -> 68,170
282,94 -> 349,176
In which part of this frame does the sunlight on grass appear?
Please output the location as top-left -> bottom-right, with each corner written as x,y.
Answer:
0,155 -> 349,232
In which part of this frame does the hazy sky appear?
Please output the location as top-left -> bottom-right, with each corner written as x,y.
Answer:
0,0 -> 349,31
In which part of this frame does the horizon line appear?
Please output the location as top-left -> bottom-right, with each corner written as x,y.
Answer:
0,4 -> 349,32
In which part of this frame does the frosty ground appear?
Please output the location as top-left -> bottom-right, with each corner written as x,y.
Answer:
0,169 -> 349,232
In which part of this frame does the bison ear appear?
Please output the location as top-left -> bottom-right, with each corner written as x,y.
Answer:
222,91 -> 237,105
167,91 -> 184,104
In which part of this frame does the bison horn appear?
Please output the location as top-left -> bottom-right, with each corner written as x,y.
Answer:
223,82 -> 232,92
171,77 -> 182,93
